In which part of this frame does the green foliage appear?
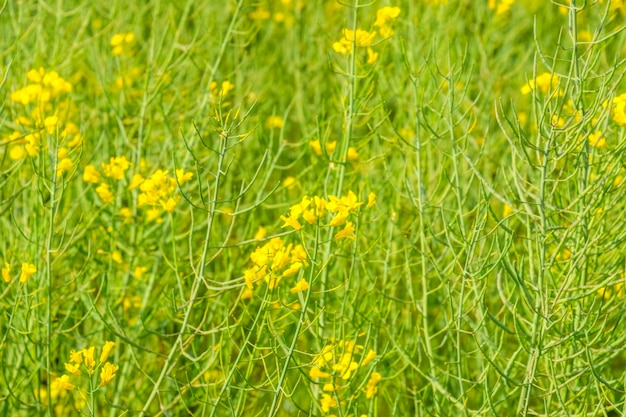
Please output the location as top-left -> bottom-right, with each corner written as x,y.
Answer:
1,0 -> 626,416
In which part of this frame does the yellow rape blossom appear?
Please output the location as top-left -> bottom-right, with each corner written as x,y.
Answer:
100,341 -> 115,363
56,158 -> 73,177
320,393 -> 337,412
333,28 -> 377,54
289,279 -> 309,294
83,347 -> 96,373
96,183 -> 114,204
374,6 -> 401,38
176,169 -> 193,184
20,263 -> 37,283
364,372 -> 382,398
64,363 -> 81,376
101,156 -> 131,180
99,362 -> 119,387
366,192 -> 376,208
2,263 -> 10,283
521,72 -> 560,96
111,32 -> 136,56
44,116 -> 59,134
51,375 -> 74,391
310,366 -> 330,379
83,165 -> 101,183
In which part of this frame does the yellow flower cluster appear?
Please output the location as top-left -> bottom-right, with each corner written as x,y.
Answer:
332,6 -> 401,64
6,69 -> 81,167
110,32 -> 136,56
373,6 -> 401,38
520,72 -> 561,96
2,262 -> 37,284
209,80 -> 235,106
10,67 -> 72,105
488,0 -> 515,15
603,93 -> 626,126
129,169 -> 193,219
309,339 -> 380,413
309,139 -> 359,161
83,156 -> 132,204
280,191 -> 376,240
53,341 -> 118,391
243,237 -> 309,296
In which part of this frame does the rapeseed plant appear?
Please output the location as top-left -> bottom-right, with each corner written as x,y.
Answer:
3,1 -> 626,416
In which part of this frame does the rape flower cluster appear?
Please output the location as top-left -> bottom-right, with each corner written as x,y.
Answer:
332,6 -> 401,64
83,155 -> 193,222
309,339 -> 380,414
52,341 -> 118,392
309,139 -> 358,161
521,72 -> 561,96
280,191 -> 376,241
110,32 -> 136,56
243,237 -> 309,296
130,168 -> 194,219
6,68 -> 81,168
83,156 -> 132,204
2,262 -> 37,284
488,0 -> 515,15
10,67 -> 72,105
373,6 -> 401,38
209,80 -> 235,106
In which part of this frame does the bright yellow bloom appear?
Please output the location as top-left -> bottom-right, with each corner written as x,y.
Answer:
329,210 -> 349,227
374,6 -> 401,27
364,371 -> 382,398
254,226 -> 267,240
96,183 -> 114,203
367,192 -> 376,208
588,131 -> 606,149
310,366 -> 330,379
161,197 -> 177,213
343,28 -> 376,47
335,222 -> 356,240
44,116 -> 59,134
175,169 -> 193,184
283,262 -> 303,278
51,375 -> 74,391
361,349 -> 376,366
133,266 -> 148,279
333,28 -> 377,55
320,393 -> 337,412
69,350 -> 83,364
289,279 -> 309,294
101,156 -> 131,180
56,158 -> 73,177
20,263 -> 36,283
367,48 -> 379,64
83,347 -> 96,373
280,214 -> 302,230
2,263 -> 10,283
128,173 -> 145,190
64,363 -> 81,376
111,250 -> 123,264
100,341 -> 115,363
111,32 -> 135,56
99,362 -> 119,387
83,165 -> 101,183
521,72 -> 560,95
